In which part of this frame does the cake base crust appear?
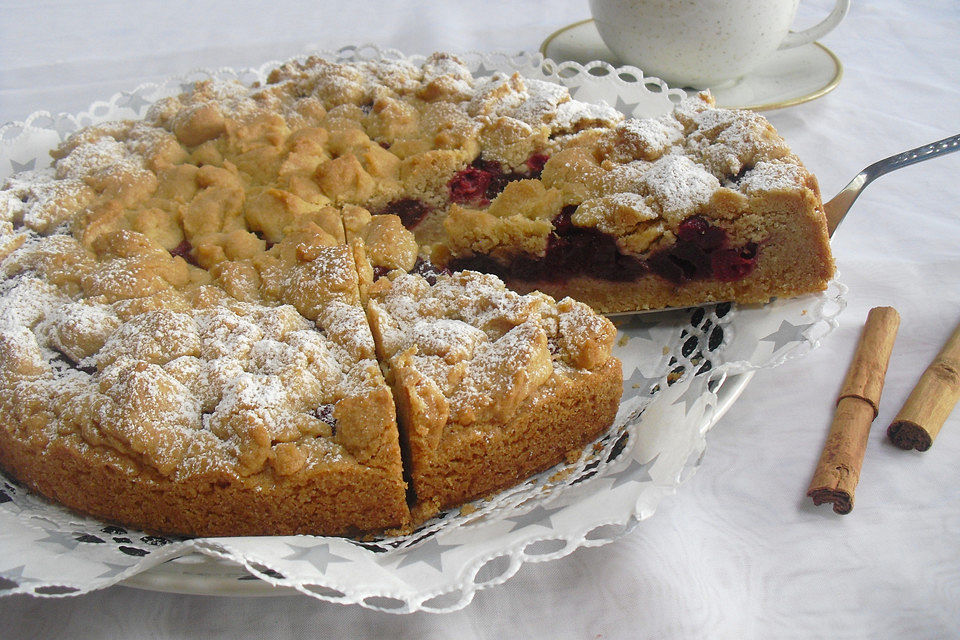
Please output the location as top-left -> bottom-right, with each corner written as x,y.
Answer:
399,358 -> 622,517
0,425 -> 410,537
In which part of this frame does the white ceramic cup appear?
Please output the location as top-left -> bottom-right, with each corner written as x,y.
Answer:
589,0 -> 850,88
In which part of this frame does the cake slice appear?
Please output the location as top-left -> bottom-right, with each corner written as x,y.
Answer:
355,251 -> 622,520
257,55 -> 834,314
423,91 -> 835,313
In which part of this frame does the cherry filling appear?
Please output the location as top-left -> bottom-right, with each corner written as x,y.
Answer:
448,166 -> 493,205
711,244 -> 759,282
411,256 -> 451,285
676,215 -> 725,251
379,198 -> 430,229
647,242 -> 711,283
449,211 -> 759,285
450,205 -> 645,282
170,239 -> 192,259
447,153 -> 551,206
248,230 -> 276,251
169,239 -> 202,267
314,403 -> 338,435
525,153 -> 549,175
650,215 -> 759,283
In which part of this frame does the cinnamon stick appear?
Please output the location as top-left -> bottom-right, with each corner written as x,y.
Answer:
887,317 -> 960,451
807,307 -> 900,514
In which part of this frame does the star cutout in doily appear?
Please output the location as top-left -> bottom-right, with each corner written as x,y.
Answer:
504,504 -> 565,533
473,62 -> 496,78
36,530 -> 83,551
0,501 -> 22,518
282,542 -> 350,573
615,96 -> 641,117
675,380 -> 708,414
0,564 -> 28,588
760,320 -> 814,352
121,91 -> 152,114
10,158 -> 36,173
54,117 -> 77,141
608,454 -> 658,489
95,561 -> 135,580
623,367 -> 660,398
394,536 -> 458,572
613,315 -> 660,341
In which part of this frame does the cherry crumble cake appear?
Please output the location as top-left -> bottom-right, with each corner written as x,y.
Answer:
0,53 -> 833,536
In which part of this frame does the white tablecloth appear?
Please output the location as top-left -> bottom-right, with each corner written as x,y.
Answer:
2,1 -> 959,637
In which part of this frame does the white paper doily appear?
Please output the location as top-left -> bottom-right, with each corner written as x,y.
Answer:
0,45 -> 846,612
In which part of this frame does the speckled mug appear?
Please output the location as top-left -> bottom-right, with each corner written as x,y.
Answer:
589,0 -> 850,88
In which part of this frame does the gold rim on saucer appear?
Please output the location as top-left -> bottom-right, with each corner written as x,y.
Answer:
540,19 -> 843,111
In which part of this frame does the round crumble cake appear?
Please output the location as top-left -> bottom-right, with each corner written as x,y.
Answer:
0,52 -> 832,537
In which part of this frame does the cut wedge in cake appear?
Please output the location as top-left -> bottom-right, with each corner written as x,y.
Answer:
356,251 -> 622,520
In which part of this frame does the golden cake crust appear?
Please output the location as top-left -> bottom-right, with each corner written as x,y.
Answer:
360,268 -> 621,517
0,51 -> 834,537
0,422 -> 410,537
0,242 -> 412,537
431,92 -> 835,312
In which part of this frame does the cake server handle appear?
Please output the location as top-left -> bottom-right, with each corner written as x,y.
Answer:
825,133 -> 960,237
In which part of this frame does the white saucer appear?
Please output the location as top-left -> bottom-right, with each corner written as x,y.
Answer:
541,19 -> 843,111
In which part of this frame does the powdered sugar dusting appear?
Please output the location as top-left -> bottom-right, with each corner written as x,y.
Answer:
3,169 -> 92,233
617,116 -> 684,159
0,275 -> 67,333
0,189 -> 26,225
55,137 -> 134,180
599,160 -> 655,195
544,90 -> 810,247
0,52 -> 816,533
409,317 -> 487,362
358,58 -> 422,95
740,159 -> 808,195
642,154 -> 720,221
188,79 -> 260,121
504,78 -> 570,127
39,300 -> 120,363
369,269 -> 614,425
552,99 -> 623,133
422,53 -> 473,84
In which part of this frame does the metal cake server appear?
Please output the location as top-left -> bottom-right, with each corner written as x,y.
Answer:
824,133 -> 960,236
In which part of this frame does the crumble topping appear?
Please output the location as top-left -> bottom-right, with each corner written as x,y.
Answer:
641,154 -> 722,222
0,235 -> 376,480
0,54 -> 816,475
0,51 -> 832,534
366,270 -> 616,427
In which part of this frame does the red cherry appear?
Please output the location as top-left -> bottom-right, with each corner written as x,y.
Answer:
525,153 -> 549,175
677,216 -> 726,251
448,167 -> 493,205
711,243 -> 759,281
381,198 -> 429,229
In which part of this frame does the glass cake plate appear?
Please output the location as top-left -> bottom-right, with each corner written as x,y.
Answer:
0,45 -> 846,612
